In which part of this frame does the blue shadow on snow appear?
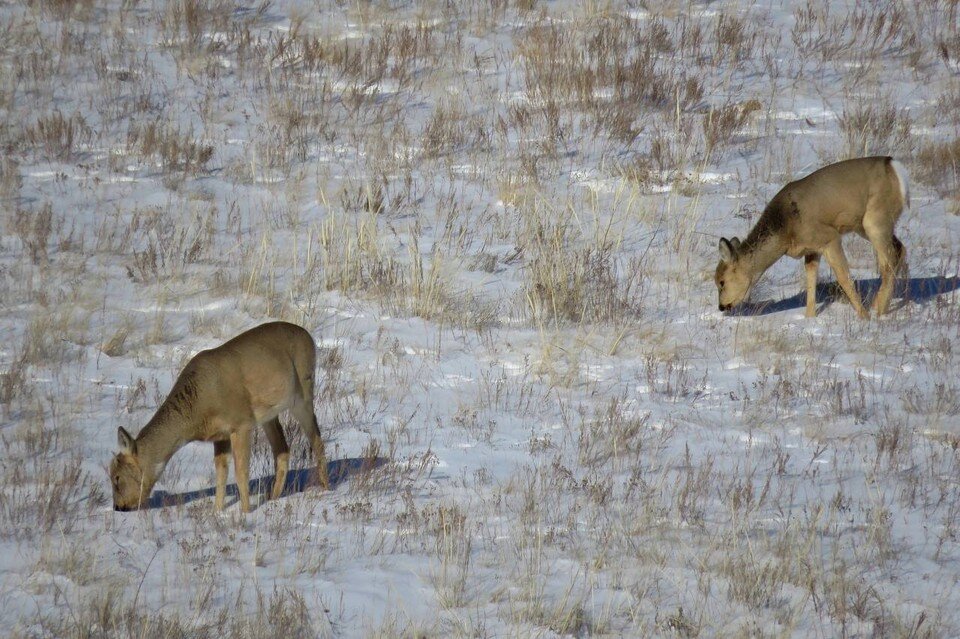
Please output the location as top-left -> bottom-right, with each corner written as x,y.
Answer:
147,456 -> 386,510
725,276 -> 960,317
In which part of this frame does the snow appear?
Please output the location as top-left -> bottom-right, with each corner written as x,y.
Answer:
1,0 -> 959,636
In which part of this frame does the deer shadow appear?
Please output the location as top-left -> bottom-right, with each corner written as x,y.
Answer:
147,456 -> 386,510
727,276 -> 960,317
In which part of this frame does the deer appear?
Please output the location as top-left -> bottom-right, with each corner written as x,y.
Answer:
109,321 -> 330,513
715,156 -> 909,319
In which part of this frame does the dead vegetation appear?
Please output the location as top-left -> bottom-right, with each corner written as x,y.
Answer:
126,121 -> 214,175
915,136 -> 960,196
0,0 -> 957,636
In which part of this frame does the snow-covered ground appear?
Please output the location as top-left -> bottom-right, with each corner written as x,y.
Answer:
1,0 -> 959,636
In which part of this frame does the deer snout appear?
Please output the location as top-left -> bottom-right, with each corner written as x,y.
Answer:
719,303 -> 730,312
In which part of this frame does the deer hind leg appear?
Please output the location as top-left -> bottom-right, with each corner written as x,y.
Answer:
230,427 -> 253,512
822,237 -> 869,318
214,439 -> 231,511
892,234 -> 908,278
261,417 -> 289,501
892,234 -> 909,300
863,218 -> 902,315
292,401 -> 330,490
804,253 -> 821,318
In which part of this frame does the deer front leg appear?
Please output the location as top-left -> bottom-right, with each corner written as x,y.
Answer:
822,238 -> 869,318
262,417 -> 290,501
214,440 -> 231,511
230,427 -> 253,513
804,253 -> 820,318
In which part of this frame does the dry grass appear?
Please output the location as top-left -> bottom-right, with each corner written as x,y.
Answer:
524,235 -> 643,326
915,136 -> 960,196
838,99 -> 913,158
0,0 -> 957,636
317,211 -> 402,296
126,121 -> 214,175
22,111 -> 93,160
703,99 -> 761,156
11,202 -> 56,265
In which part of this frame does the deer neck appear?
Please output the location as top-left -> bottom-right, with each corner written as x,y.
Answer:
135,402 -> 196,486
739,229 -> 788,284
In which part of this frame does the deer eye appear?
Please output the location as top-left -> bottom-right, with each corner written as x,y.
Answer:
719,280 -> 725,288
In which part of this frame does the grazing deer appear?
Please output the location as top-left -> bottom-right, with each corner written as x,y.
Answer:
716,156 -> 909,318
109,321 -> 330,513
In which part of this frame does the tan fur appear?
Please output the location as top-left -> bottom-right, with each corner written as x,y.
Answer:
109,321 -> 330,513
716,156 -> 909,318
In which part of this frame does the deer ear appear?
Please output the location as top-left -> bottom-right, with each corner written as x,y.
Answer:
118,427 -> 137,455
719,237 -> 737,262
730,237 -> 741,253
